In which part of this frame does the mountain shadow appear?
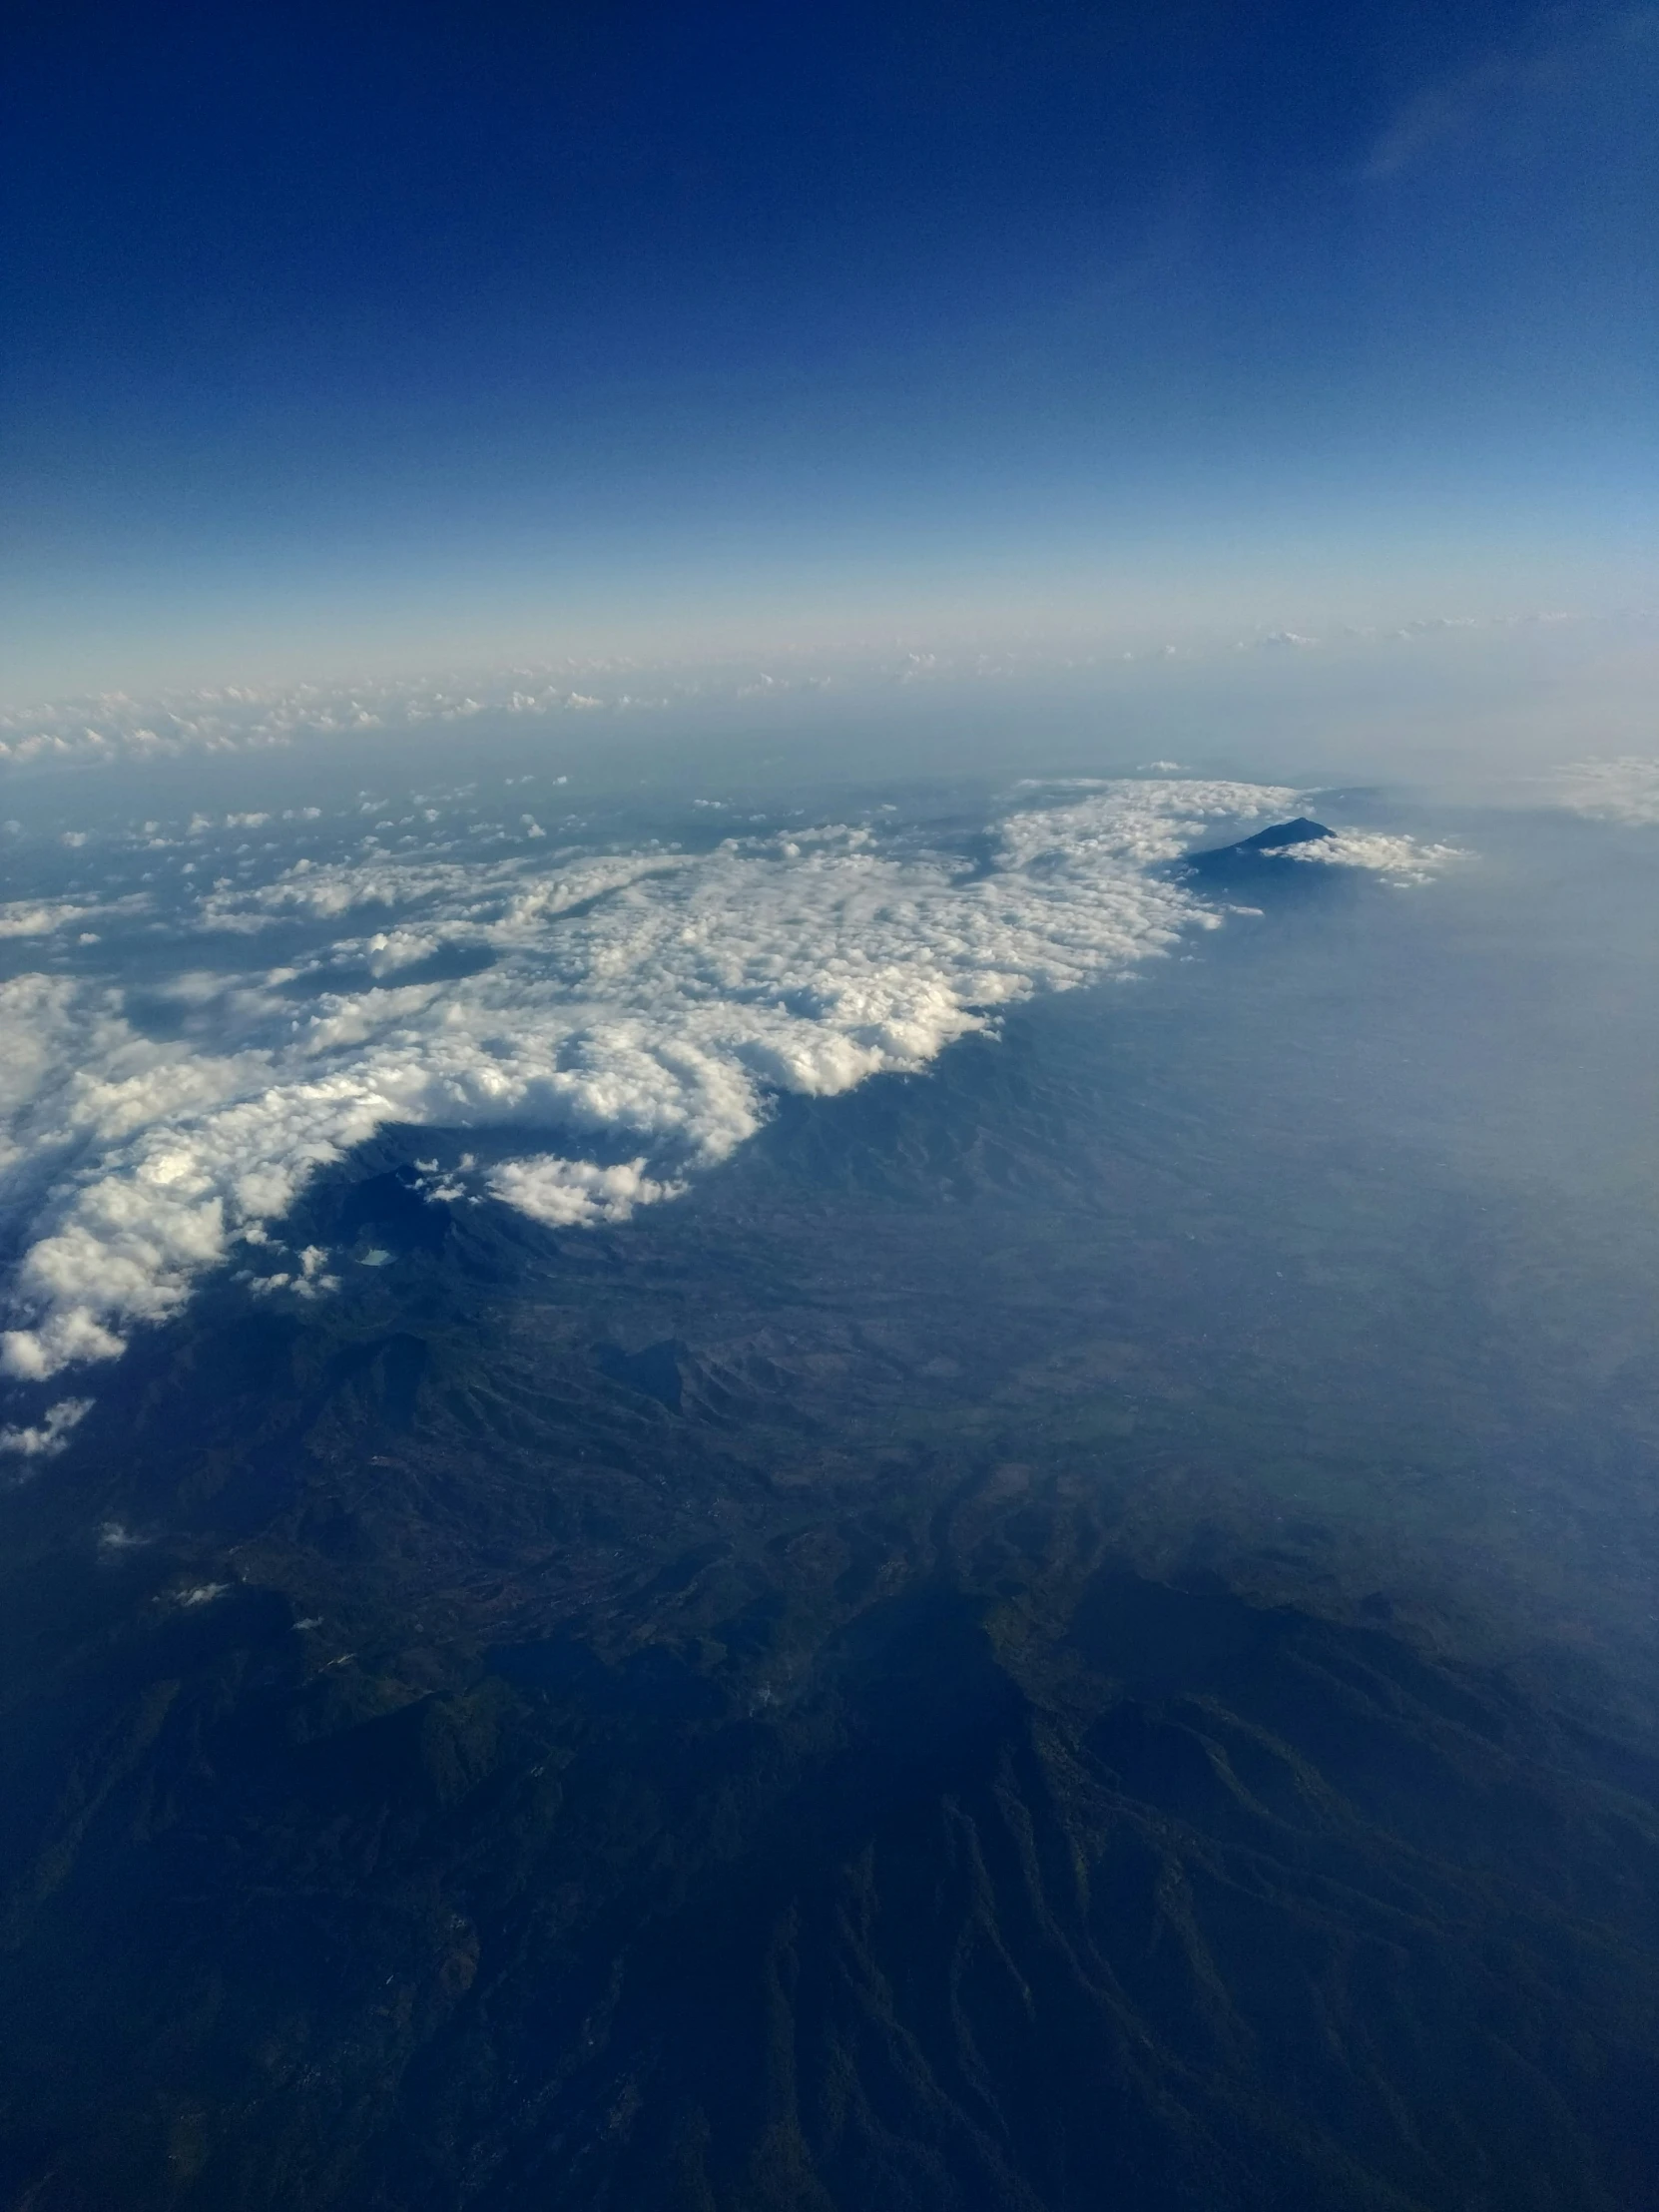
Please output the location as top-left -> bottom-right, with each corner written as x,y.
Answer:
3,1554 -> 1655,2212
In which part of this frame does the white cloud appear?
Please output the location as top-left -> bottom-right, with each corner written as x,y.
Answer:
0,1396 -> 91,1458
1550,757 -> 1659,828
0,894 -> 147,939
1274,830 -> 1463,884
488,1156 -> 685,1226
0,614 -> 1608,777
0,665 -> 643,768
0,778 -> 1412,1381
245,1244 -> 339,1300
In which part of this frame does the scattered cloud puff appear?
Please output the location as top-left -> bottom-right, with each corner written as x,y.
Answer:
1550,757 -> 1659,828
0,894 -> 148,939
245,1245 -> 339,1300
0,778 -> 1440,1385
488,1156 -> 686,1227
1272,831 -> 1464,885
0,1396 -> 91,1458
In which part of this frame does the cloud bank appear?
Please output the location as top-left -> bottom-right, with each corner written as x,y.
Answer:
0,782 -> 1456,1384
0,669 -> 653,770
1550,757 -> 1659,828
0,611 -> 1603,775
1274,830 -> 1464,884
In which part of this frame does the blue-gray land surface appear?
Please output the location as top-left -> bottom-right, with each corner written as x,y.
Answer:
1,770 -> 1657,2210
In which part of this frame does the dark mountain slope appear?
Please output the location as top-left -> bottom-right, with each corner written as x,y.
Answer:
1183,818 -> 1336,890
4,944 -> 1659,2211
2,1494 -> 1655,2212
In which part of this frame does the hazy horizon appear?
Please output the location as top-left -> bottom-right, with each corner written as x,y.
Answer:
5,1 -> 1655,697
5,7 -> 1659,2208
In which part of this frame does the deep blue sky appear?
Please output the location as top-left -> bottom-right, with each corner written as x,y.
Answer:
3,0 -> 1655,690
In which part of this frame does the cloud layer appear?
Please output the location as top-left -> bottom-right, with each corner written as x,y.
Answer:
1274,830 -> 1464,884
1550,757 -> 1659,828
0,668 -> 653,769
0,612 -> 1601,774
0,781 -> 1458,1383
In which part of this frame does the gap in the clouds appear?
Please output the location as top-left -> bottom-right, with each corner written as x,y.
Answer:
281,940 -> 502,1000
266,1120 -> 679,1267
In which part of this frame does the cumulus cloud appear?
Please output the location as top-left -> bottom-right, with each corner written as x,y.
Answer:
488,1156 -> 685,1226
0,894 -> 147,939
1271,830 -> 1463,884
0,665 -> 660,770
0,777 -> 1440,1382
0,1396 -> 91,1458
1550,757 -> 1659,828
245,1245 -> 339,1300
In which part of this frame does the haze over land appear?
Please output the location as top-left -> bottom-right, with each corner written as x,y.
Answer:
5,661 -> 1659,2205
3,1 -> 1659,2204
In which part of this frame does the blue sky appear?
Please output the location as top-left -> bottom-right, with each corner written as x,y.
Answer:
3,0 -> 1655,692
